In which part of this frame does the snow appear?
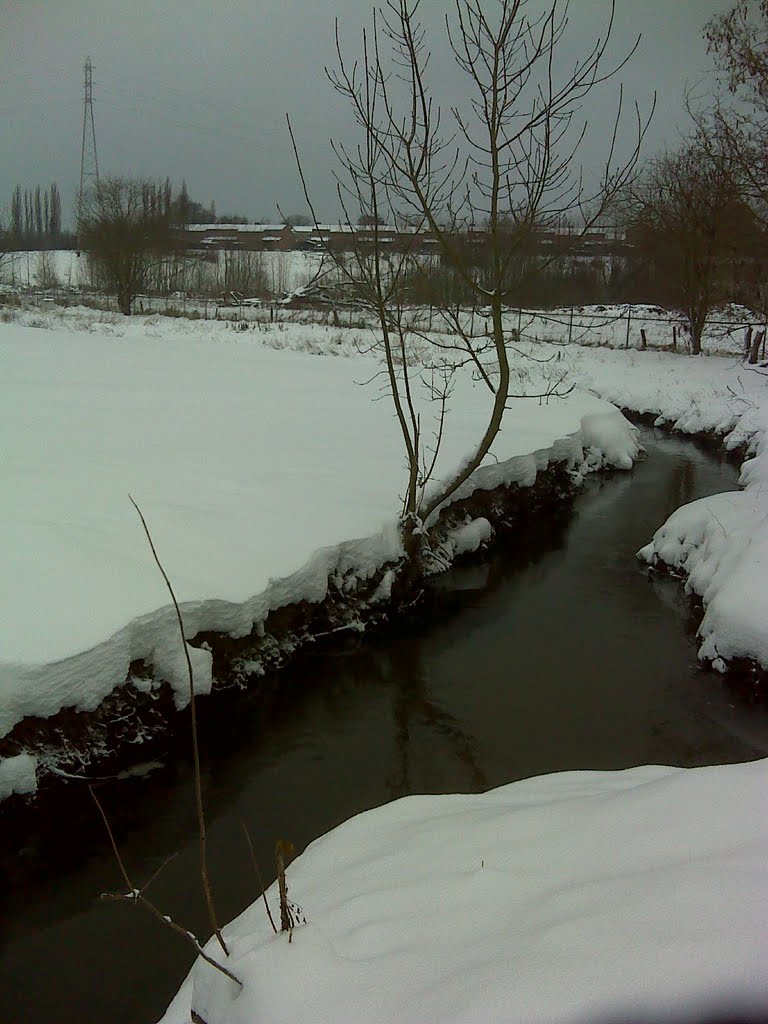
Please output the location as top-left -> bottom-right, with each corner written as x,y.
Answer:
0,321 -> 639,743
445,516 -> 492,556
579,408 -> 642,470
2,303 -> 768,1024
0,249 -> 344,299
158,757 -> 768,1024
0,753 -> 37,801
638,487 -> 768,669
509,302 -> 757,356
1,306 -> 767,741
560,346 -> 768,673
3,252 -> 764,355
0,250 -> 88,290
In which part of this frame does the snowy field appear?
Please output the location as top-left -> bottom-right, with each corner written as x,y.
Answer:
0,310 -> 766,784
2,308 -> 768,1024
0,249 -> 341,298
0,318 -> 640,798
160,757 -> 768,1024
2,253 -> 764,355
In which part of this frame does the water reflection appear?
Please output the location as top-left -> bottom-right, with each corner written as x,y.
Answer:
1,429 -> 766,1024
385,644 -> 489,797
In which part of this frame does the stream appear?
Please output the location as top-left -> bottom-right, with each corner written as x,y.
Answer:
2,427 -> 767,1024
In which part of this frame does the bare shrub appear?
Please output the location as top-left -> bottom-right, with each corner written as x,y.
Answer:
34,251 -> 60,290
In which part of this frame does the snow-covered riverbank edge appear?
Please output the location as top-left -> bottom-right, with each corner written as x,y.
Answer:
0,323 -> 641,805
0,457 -> 584,804
3,310 -> 767,1024
568,347 -> 768,694
159,756 -> 768,1024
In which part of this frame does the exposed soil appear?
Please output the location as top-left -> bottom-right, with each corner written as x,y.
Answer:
0,461 -> 577,813
4,409 -> 765,819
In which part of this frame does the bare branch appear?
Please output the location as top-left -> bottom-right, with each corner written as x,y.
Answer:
129,495 -> 228,957
90,786 -> 241,988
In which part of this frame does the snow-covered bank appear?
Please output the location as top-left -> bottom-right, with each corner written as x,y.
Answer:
0,323 -> 640,794
565,347 -> 768,682
159,757 -> 768,1024
639,488 -> 768,675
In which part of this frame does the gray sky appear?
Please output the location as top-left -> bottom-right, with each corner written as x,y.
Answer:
0,0 -> 731,227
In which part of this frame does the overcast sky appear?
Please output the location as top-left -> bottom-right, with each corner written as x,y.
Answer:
0,0 -> 732,226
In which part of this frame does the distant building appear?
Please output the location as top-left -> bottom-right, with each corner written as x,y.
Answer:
176,221 -> 631,259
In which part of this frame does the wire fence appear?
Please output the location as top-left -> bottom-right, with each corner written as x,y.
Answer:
2,281 -> 766,359
506,304 -> 767,358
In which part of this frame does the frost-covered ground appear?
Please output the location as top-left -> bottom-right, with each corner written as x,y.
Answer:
0,319 -> 639,798
160,757 -> 768,1024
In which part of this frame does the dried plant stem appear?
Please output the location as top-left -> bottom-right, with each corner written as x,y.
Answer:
275,838 -> 295,933
90,786 -> 241,988
241,822 -> 278,934
129,494 -> 228,957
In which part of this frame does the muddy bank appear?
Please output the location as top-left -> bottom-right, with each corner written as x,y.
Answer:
0,461 -> 577,813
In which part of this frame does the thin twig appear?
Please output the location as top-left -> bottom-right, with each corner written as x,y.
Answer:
128,494 -> 228,957
241,823 -> 278,934
89,787 -> 241,987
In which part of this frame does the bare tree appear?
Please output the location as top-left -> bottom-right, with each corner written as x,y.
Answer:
0,217 -> 11,277
34,251 -> 60,290
24,190 -> 33,237
78,177 -> 176,314
293,0 -> 649,562
33,186 -> 43,239
10,186 -> 23,241
622,139 -> 748,354
49,183 -> 62,240
704,1 -> 768,220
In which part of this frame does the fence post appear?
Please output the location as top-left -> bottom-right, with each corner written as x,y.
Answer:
568,305 -> 574,345
640,328 -> 647,351
672,324 -> 677,352
624,306 -> 632,349
748,329 -> 763,364
744,326 -> 752,360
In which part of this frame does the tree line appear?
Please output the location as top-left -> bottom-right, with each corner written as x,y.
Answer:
7,0 -> 768,356
7,183 -> 67,248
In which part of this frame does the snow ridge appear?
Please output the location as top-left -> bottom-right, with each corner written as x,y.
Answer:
159,757 -> 768,1024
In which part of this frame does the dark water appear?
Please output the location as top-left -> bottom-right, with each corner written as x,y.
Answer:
2,429 -> 767,1024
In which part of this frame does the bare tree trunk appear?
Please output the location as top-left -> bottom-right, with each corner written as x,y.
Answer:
118,286 -> 133,315
293,0 -> 647,575
749,329 -> 764,364
744,325 -> 753,359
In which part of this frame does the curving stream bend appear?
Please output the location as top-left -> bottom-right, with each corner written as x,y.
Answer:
1,427 -> 767,1024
